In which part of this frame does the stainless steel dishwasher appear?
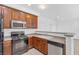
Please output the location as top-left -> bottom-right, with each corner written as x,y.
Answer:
48,40 -> 64,55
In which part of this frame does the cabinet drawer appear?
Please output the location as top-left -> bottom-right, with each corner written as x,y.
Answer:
28,37 -> 33,48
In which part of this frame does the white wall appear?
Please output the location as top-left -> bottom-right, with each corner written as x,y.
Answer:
54,5 -> 79,33
37,4 -> 79,38
38,15 -> 56,31
52,4 -> 79,38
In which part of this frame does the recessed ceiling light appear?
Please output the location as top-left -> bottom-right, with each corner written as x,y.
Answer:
38,4 -> 47,10
27,4 -> 32,6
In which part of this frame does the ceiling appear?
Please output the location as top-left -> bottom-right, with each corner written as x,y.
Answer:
25,4 -> 79,21
26,4 -> 59,19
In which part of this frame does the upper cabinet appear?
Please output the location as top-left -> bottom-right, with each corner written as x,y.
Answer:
2,6 -> 12,28
0,5 -> 38,29
31,15 -> 38,28
25,14 -> 38,28
0,6 -> 2,14
25,14 -> 32,28
11,9 -> 20,20
19,12 -> 25,21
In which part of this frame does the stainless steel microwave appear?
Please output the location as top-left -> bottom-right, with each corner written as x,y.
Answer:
11,20 -> 26,29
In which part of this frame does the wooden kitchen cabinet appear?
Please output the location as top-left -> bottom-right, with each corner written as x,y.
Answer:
29,36 -> 48,55
41,39 -> 48,54
31,15 -> 38,28
0,6 -> 2,14
28,36 -> 34,49
19,12 -> 25,21
11,9 -> 20,20
0,5 -> 38,29
25,14 -> 32,28
3,40 -> 12,55
25,13 -> 38,28
2,6 -> 12,28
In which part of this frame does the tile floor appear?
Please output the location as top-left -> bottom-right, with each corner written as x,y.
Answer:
22,48 -> 43,55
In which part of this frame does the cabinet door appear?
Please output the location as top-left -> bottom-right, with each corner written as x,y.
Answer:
33,37 -> 37,48
3,40 -> 12,55
25,14 -> 32,28
28,37 -> 33,48
25,14 -> 38,28
11,9 -> 20,20
41,39 -> 48,55
35,39 -> 39,49
19,12 -> 25,21
0,6 -> 2,14
31,36 -> 48,55
31,15 -> 38,28
2,7 -> 11,28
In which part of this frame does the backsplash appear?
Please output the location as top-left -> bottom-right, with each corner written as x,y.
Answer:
4,29 -> 36,37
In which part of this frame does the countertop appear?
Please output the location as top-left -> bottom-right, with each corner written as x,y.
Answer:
3,31 -> 74,43
27,33 -> 65,39
27,33 -> 66,44
27,31 -> 75,44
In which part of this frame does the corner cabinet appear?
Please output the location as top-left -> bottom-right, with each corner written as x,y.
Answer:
28,36 -> 48,55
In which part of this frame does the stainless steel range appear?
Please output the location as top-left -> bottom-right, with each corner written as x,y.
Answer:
11,31 -> 28,55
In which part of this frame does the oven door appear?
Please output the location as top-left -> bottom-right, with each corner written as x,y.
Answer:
12,38 -> 28,55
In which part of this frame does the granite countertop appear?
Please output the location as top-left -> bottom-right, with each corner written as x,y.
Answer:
27,31 -> 75,44
3,31 -> 75,42
27,31 -> 75,38
36,31 -> 75,37
27,33 -> 65,38
27,33 -> 66,44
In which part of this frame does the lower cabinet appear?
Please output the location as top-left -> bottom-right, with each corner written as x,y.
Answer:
28,36 -> 48,55
3,40 -> 12,55
41,39 -> 48,54
28,37 -> 34,49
